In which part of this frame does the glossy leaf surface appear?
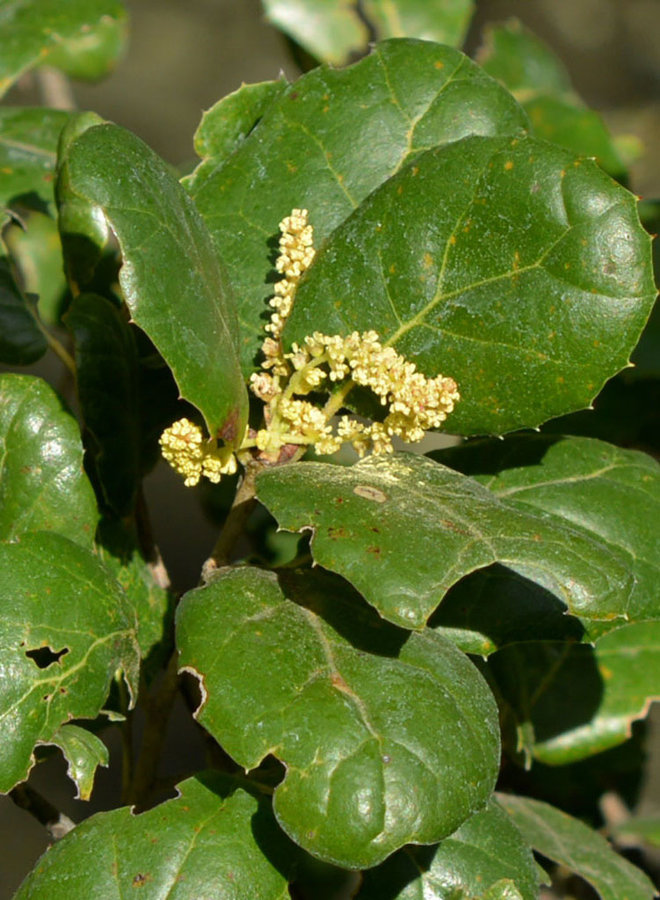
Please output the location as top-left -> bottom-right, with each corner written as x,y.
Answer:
256,453 -> 633,630
488,624 -> 660,765
96,518 -> 170,662
497,795 -> 657,900
285,135 -> 655,434
58,122 -> 248,441
364,0 -> 475,50
0,374 -> 97,545
0,531 -> 139,792
194,78 -> 287,166
0,107 -> 69,210
44,723 -> 109,801
0,0 -> 127,96
435,435 -> 660,623
477,21 -> 626,179
261,0 -> 475,64
261,0 -> 369,64
15,774 -> 295,899
357,799 -> 537,899
176,567 -> 500,868
185,40 -> 528,373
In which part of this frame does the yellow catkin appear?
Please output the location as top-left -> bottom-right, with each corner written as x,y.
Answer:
161,208 -> 460,484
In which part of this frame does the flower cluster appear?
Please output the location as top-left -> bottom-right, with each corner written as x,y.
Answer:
159,418 -> 237,487
267,337 -> 458,456
160,207 -> 460,484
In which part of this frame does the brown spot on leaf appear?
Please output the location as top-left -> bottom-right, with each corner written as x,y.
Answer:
218,408 -> 240,444
353,485 -> 387,502
441,519 -> 469,536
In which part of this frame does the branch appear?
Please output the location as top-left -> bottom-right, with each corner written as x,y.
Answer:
126,650 -> 180,809
202,459 -> 261,576
10,783 -> 75,841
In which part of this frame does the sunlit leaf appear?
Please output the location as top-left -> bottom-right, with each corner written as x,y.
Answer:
15,774 -> 296,898
257,453 -> 633,630
261,0 -> 475,64
0,0 -> 127,96
0,531 -> 139,792
193,78 -> 287,166
477,20 -> 626,179
497,794 -> 657,900
42,723 -> 109,801
58,120 -> 249,442
0,107 -> 69,211
185,40 -> 528,374
0,374 -> 97,544
434,434 -> 660,624
356,799 -> 537,899
285,134 -> 654,434
176,567 -> 500,867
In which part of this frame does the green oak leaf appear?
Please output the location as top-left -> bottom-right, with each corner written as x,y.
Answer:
0,374 -> 97,545
497,794 -> 657,900
15,773 -> 296,899
176,567 -> 500,868
4,211 -> 68,326
434,435 -> 660,624
65,293 -> 141,517
0,107 -> 70,211
363,0 -> 475,51
0,0 -> 127,96
261,0 -> 475,65
356,799 -> 537,899
477,20 -> 626,180
96,517 -> 171,663
285,135 -> 655,435
0,531 -> 139,792
194,78 -> 287,166
612,815 -> 660,850
185,39 -> 528,374
57,121 -> 248,443
41,723 -> 109,801
488,624 -> 660,765
261,0 -> 369,64
256,453 -> 633,630
0,252 -> 47,365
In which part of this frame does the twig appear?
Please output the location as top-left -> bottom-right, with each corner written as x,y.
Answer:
126,650 -> 180,808
36,66 -> 76,110
10,783 -> 75,841
117,675 -> 134,805
203,459 -> 261,576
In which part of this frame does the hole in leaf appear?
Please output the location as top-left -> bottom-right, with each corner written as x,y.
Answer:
179,666 -> 206,717
25,646 -> 69,669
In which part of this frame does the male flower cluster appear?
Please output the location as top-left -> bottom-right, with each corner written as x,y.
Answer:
160,208 -> 460,485
159,417 -> 237,487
